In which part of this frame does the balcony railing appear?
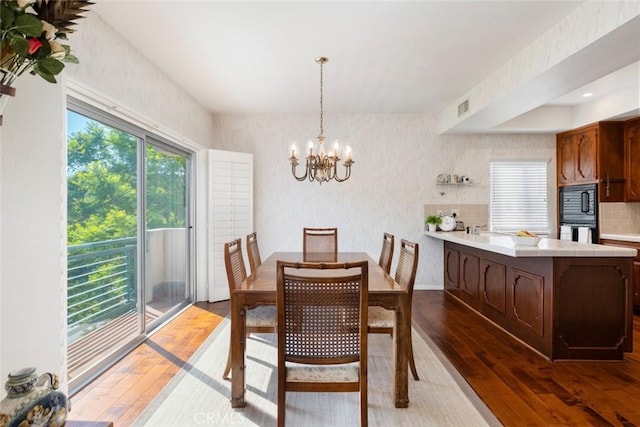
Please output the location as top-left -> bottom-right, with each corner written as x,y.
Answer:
67,231 -> 186,383
67,237 -> 137,343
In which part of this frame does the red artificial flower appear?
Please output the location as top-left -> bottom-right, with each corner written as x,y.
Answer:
27,38 -> 43,55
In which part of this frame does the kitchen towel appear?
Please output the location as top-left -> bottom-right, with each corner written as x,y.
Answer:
578,227 -> 592,244
560,226 -> 572,241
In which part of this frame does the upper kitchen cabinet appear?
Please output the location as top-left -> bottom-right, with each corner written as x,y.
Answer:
557,132 -> 578,184
556,122 -> 625,202
624,118 -> 640,201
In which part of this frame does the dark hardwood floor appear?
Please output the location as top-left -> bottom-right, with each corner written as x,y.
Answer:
70,291 -> 640,426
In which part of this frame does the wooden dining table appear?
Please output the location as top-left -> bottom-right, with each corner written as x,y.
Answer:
230,252 -> 410,408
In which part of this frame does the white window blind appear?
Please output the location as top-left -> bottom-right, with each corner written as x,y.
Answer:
490,160 -> 549,235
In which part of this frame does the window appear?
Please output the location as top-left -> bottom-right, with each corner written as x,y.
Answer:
490,160 -> 549,235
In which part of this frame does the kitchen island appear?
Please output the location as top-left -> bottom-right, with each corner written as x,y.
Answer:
425,231 -> 636,360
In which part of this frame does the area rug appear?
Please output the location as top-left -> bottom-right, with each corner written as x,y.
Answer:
133,318 -> 500,426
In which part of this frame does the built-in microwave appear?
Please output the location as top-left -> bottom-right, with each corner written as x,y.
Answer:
559,183 -> 598,243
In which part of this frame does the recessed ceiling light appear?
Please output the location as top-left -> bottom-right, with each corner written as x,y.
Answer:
583,92 -> 594,97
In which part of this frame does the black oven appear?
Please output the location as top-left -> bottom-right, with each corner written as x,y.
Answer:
559,183 -> 599,243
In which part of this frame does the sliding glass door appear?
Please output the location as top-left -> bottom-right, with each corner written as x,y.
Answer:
66,100 -> 192,391
144,140 -> 190,329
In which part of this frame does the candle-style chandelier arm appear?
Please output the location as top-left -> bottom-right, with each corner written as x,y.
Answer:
332,159 -> 354,182
290,157 -> 310,181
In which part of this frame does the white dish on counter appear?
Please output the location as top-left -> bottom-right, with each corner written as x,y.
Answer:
511,235 -> 541,246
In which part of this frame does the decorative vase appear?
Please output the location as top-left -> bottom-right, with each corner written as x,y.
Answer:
0,367 -> 70,427
427,223 -> 437,232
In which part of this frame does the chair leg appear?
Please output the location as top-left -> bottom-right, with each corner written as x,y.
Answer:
277,387 -> 285,427
222,338 -> 232,379
360,381 -> 368,426
409,335 -> 419,381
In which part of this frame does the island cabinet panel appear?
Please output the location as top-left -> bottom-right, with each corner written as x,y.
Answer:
480,260 -> 506,317
442,241 -> 632,360
459,252 -> 480,309
600,238 -> 640,309
553,258 -> 633,360
444,245 -> 460,295
509,269 -> 544,337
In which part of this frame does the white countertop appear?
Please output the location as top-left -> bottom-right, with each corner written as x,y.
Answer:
425,231 -> 637,257
600,233 -> 640,243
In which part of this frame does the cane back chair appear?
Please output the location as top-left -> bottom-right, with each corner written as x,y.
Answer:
377,232 -> 394,275
222,238 -> 276,379
368,238 -> 420,380
246,231 -> 262,274
302,227 -> 338,261
276,260 -> 369,427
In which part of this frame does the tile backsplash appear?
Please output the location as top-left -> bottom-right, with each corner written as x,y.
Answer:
426,202 -> 640,235
424,204 -> 489,231
599,203 -> 640,234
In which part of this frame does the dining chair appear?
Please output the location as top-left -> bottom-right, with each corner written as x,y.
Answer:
368,238 -> 420,380
276,260 -> 369,427
302,227 -> 338,261
246,231 -> 262,274
378,232 -> 394,274
222,238 -> 276,380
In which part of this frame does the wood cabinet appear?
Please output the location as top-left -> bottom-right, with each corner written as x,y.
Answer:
624,118 -> 640,201
444,245 -> 460,293
459,252 -> 479,307
443,241 -> 633,360
556,122 -> 625,201
445,247 -> 481,310
600,238 -> 640,309
557,125 -> 597,184
557,132 -> 577,184
480,260 -> 506,316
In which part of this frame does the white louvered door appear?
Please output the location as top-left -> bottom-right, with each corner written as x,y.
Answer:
207,150 -> 253,302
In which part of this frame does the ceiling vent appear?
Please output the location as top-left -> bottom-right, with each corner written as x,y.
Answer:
458,99 -> 469,117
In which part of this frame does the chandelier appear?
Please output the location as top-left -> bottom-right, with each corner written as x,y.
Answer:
289,57 -> 354,184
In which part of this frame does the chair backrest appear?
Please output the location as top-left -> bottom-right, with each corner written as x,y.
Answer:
246,232 -> 262,273
276,260 -> 368,365
378,232 -> 394,274
303,227 -> 338,260
395,239 -> 419,295
224,238 -> 247,294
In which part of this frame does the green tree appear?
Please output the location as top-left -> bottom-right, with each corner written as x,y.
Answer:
67,115 -> 187,332
67,121 -> 187,245
145,144 -> 186,230
67,122 -> 138,245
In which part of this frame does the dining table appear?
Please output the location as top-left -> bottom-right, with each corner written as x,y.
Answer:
230,251 -> 410,408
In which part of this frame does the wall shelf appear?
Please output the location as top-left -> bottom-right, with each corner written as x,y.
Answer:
436,173 -> 471,185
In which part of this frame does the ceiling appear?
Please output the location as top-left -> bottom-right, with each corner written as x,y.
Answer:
92,1 -> 639,133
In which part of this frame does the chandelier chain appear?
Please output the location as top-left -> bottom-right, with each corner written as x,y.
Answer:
319,60 -> 324,137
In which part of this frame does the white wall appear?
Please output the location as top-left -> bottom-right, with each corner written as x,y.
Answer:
0,77 -> 67,386
211,113 -> 556,290
0,12 -> 216,389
